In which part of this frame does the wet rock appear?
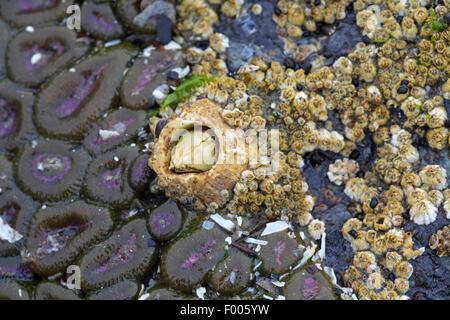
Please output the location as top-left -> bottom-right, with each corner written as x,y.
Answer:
318,17 -> 362,65
155,14 -> 172,45
219,1 -> 285,71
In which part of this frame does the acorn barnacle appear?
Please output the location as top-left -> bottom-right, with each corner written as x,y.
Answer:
149,99 -> 249,211
307,219 -> 325,240
393,260 -> 413,279
344,177 -> 367,202
327,158 -> 359,186
366,272 -> 385,290
409,199 -> 438,225
419,165 -> 448,190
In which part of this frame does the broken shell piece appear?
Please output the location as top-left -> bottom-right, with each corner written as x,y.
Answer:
196,286 -> 206,300
149,99 -> 248,210
245,238 -> 268,246
210,214 -> 235,232
260,221 -> 290,237
0,216 -> 23,243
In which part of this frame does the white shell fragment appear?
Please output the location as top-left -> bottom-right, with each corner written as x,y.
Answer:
152,84 -> 170,104
164,41 -> 182,51
293,244 -> 316,271
196,287 -> 206,300
138,293 -> 150,300
99,129 -> 120,141
210,214 -> 235,232
271,280 -> 285,287
104,40 -> 121,47
245,238 -> 268,246
142,46 -> 156,57
171,66 -> 190,79
0,216 -> 23,243
202,220 -> 215,230
324,266 -> 337,285
260,221 -> 290,236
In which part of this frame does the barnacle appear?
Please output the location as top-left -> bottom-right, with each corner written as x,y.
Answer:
409,199 -> 438,225
428,225 -> 449,257
366,272 -> 385,290
394,278 -> 409,294
327,159 -> 359,186
308,219 -> 325,240
419,165 -> 448,190
426,127 -> 449,150
353,251 -> 376,272
393,260 -> 413,279
344,178 -> 367,202
149,99 -> 248,211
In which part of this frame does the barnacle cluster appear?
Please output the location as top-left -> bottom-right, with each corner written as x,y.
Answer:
429,225 -> 449,257
273,0 -> 352,40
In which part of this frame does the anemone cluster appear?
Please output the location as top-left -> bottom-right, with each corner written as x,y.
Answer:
0,0 -> 448,300
0,0 -> 172,300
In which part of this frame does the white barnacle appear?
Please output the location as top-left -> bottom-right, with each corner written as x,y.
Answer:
344,177 -> 367,202
419,165 -> 448,190
409,199 -> 438,225
307,219 -> 325,240
327,158 -> 359,186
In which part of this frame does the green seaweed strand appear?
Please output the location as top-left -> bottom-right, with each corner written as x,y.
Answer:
152,74 -> 217,116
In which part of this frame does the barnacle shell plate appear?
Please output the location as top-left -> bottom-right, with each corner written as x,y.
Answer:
149,99 -> 248,210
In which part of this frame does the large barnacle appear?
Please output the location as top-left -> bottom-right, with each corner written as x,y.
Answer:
149,99 -> 249,211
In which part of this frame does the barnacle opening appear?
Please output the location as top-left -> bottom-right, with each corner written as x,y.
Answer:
168,125 -> 219,173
